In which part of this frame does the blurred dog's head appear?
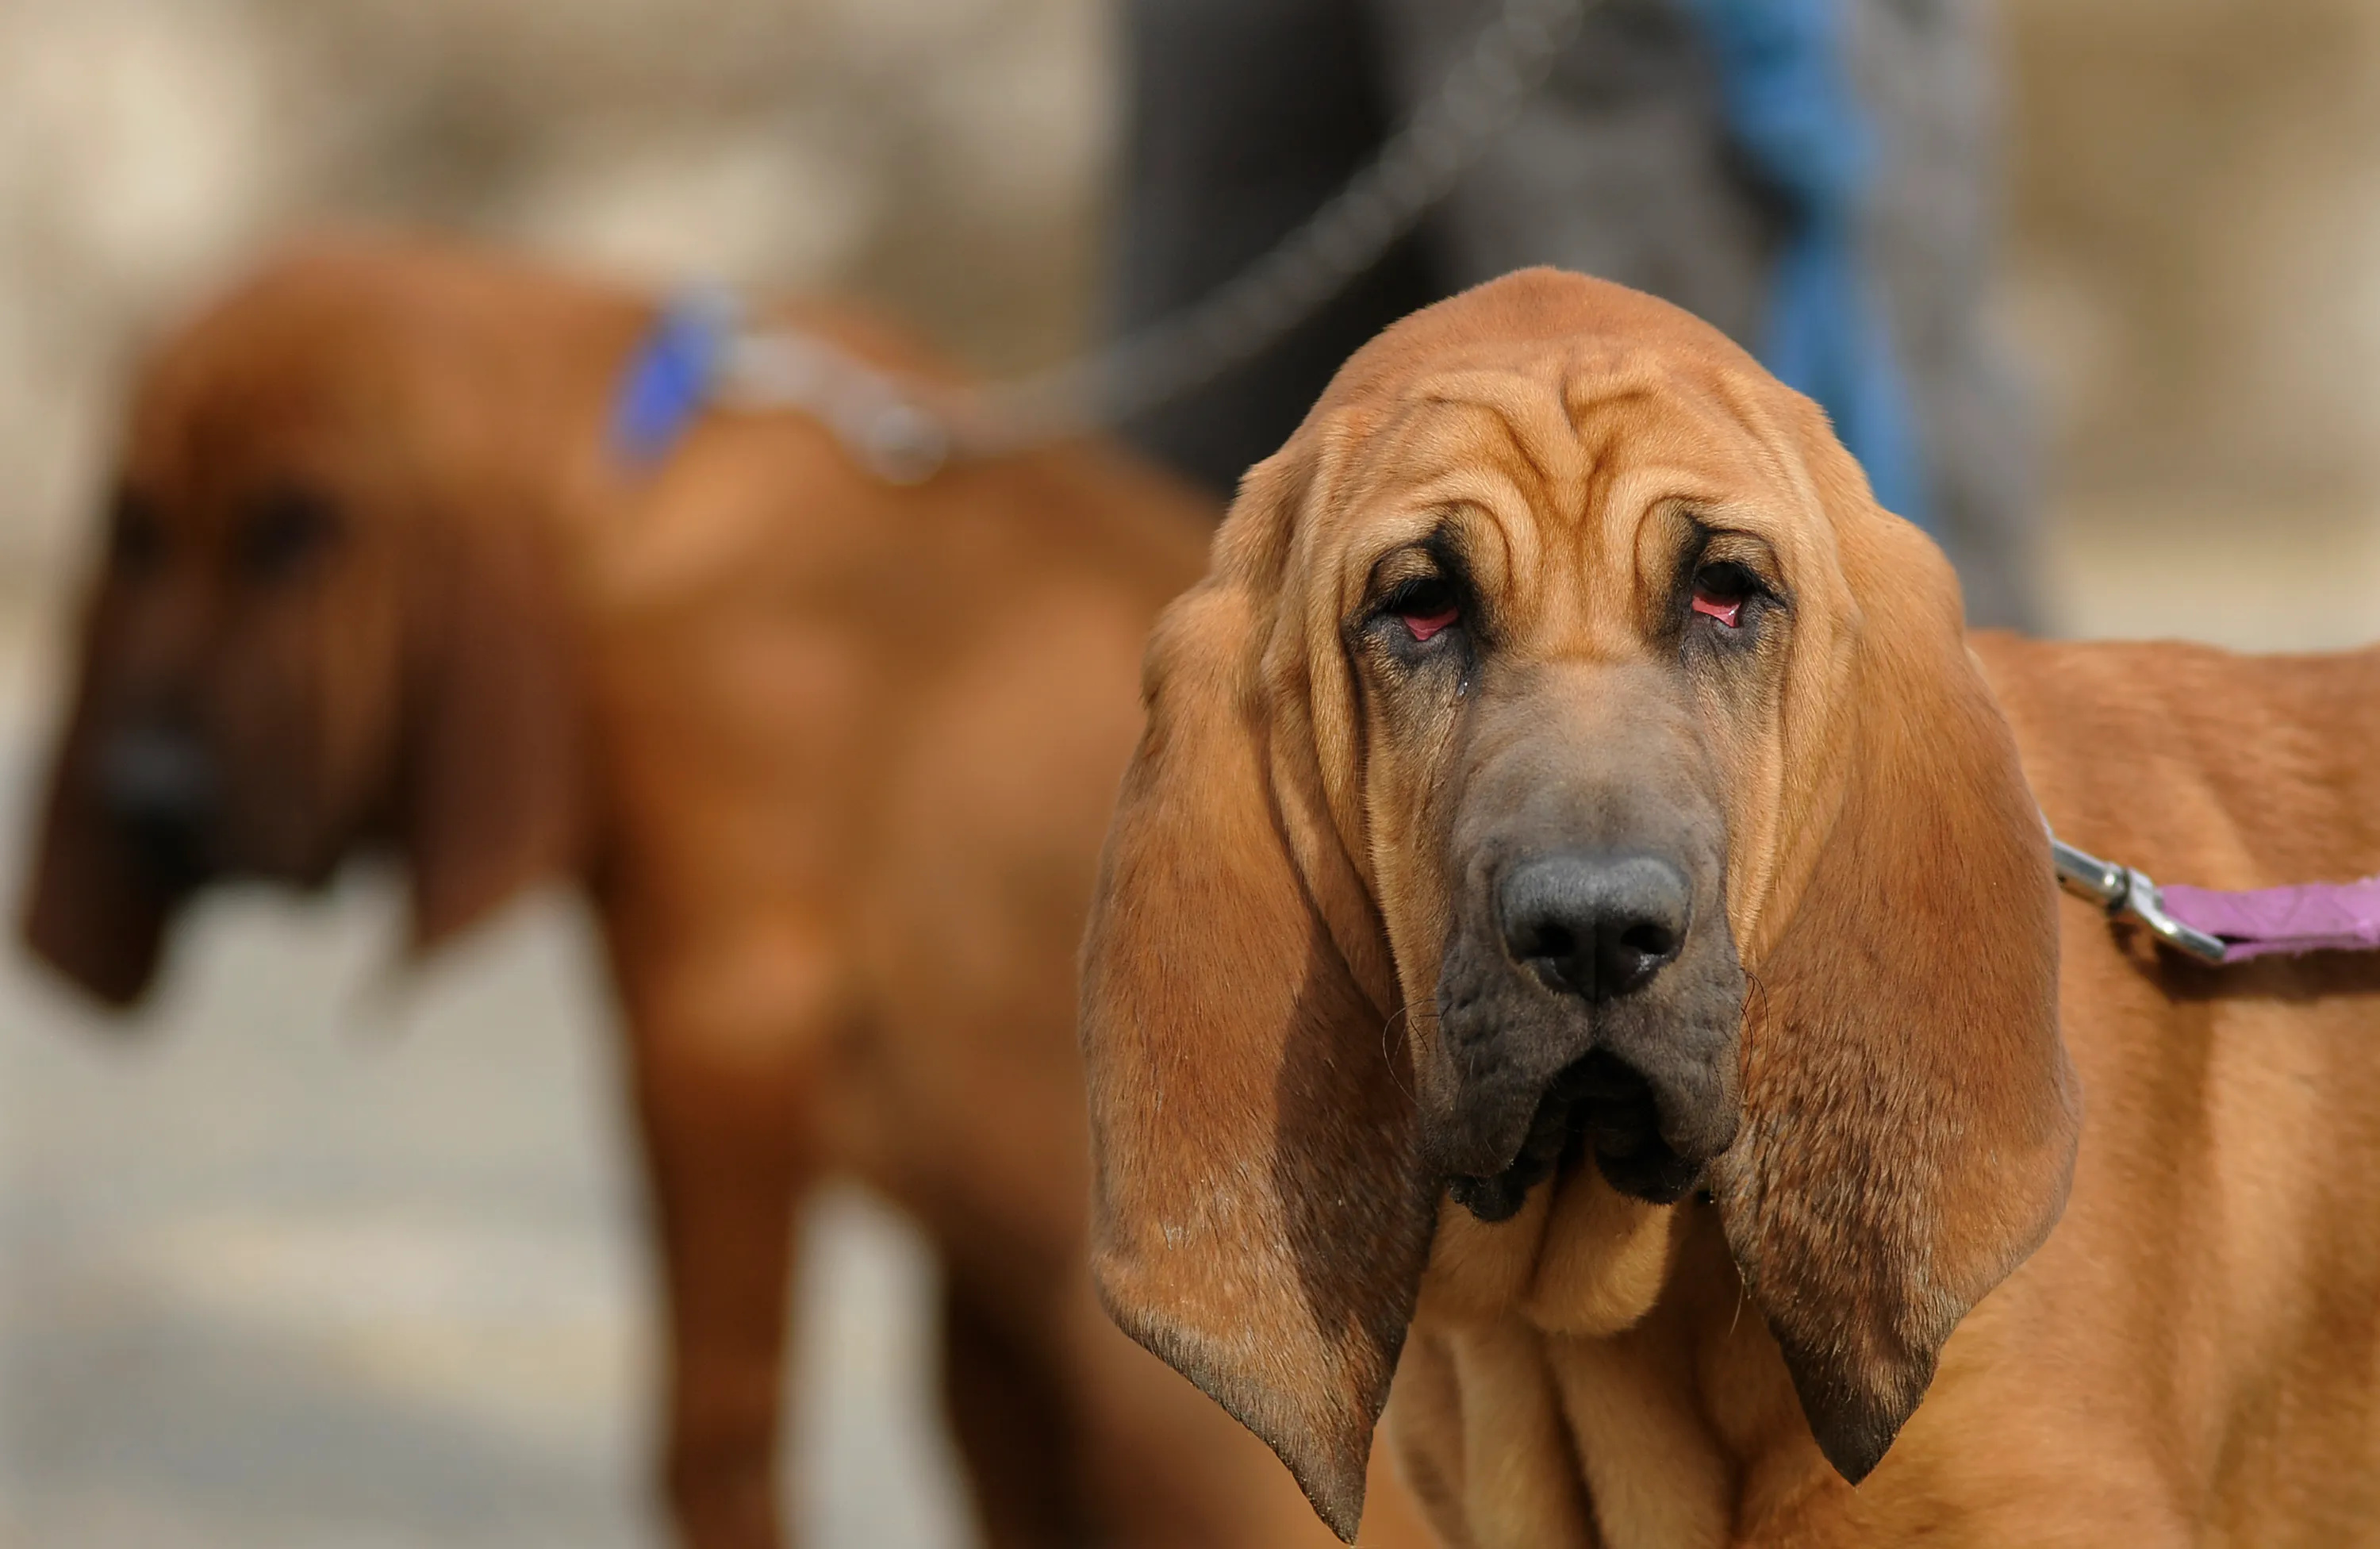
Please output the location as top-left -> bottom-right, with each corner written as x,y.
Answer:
21,238 -> 605,1002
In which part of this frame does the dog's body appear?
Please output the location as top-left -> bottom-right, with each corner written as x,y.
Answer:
21,236 -> 1429,1549
1076,269 -> 2380,1547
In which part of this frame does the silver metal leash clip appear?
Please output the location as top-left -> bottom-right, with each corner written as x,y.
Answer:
720,329 -> 953,486
2048,833 -> 2229,964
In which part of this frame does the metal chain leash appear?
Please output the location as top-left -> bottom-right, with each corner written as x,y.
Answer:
716,0 -> 1596,482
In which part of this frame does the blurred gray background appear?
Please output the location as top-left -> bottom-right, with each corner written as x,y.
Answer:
4,0 -> 2379,1544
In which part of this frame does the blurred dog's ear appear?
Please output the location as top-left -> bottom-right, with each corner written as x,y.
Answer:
19,624 -> 178,1004
1079,452 -> 1436,1543
400,511 -> 586,951
1710,436 -> 2081,1485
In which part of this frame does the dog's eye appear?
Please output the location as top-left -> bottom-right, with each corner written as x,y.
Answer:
1690,560 -> 1758,629
109,489 -> 165,578
238,486 -> 341,583
1388,576 -> 1461,643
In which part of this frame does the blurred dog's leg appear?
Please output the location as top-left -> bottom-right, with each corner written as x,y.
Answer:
626,950 -> 843,1549
940,1273 -> 1086,1549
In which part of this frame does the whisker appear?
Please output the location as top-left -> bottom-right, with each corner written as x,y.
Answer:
1380,1002 -> 1419,1105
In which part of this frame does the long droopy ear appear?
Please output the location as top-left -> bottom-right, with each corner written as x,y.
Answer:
20,605 -> 178,1005
1080,453 -> 1438,1543
1710,438 -> 2082,1484
399,504 -> 587,951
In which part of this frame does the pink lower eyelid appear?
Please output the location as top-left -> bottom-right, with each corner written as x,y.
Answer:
1403,608 -> 1459,642
1691,593 -> 1742,628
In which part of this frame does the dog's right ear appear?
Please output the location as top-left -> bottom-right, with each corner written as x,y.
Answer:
1709,414 -> 2080,1486
398,507 -> 587,954
20,605 -> 178,1005
1079,452 -> 1437,1544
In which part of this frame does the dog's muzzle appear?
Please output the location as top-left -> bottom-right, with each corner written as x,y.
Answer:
1432,848 -> 1745,1221
96,724 -> 218,886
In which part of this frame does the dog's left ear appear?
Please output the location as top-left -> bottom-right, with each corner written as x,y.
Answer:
399,509 -> 586,951
1079,450 -> 1438,1543
1710,431 -> 2082,1485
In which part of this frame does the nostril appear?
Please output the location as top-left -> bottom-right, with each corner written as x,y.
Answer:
1598,919 -> 1681,997
1617,921 -> 1676,961
1517,921 -> 1576,963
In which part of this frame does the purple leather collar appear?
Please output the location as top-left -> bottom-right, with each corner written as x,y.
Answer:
2050,828 -> 2380,964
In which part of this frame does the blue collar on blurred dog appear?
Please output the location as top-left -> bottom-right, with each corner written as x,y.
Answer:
608,290 -> 736,467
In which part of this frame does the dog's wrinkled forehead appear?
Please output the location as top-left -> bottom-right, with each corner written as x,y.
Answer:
1281,270 -> 1837,617
123,287 -> 393,509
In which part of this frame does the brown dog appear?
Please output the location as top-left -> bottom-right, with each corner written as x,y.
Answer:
1078,267 -> 2380,1545
19,234 -> 1432,1549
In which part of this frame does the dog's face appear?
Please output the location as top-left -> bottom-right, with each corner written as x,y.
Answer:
1079,271 -> 2079,1538
21,244 -> 589,1004
1320,364 -> 1829,1220
89,343 -> 405,894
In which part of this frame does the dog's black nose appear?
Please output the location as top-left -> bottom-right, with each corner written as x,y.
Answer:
1499,852 -> 1690,1002
96,725 -> 216,862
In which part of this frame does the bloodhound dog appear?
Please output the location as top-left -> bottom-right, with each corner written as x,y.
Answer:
20,235 -> 1432,1549
1079,268 -> 2380,1545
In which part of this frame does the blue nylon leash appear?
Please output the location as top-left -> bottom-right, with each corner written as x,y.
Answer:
1681,0 -> 1932,530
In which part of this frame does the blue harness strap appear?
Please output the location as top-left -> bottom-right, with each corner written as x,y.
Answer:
1681,0 -> 1931,529
609,290 -> 736,467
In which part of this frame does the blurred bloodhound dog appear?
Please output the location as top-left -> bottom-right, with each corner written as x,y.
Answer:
21,235 -> 1434,1549
1080,269 -> 2380,1544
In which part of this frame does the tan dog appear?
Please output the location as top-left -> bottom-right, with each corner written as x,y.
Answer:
1078,267 -> 2380,1545
19,235 -> 1432,1549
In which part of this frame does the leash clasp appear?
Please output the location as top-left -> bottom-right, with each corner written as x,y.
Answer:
721,329 -> 951,486
2049,833 -> 2228,964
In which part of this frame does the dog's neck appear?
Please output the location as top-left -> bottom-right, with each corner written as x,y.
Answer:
467,287 -> 654,556
1397,1179 -> 1842,1548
